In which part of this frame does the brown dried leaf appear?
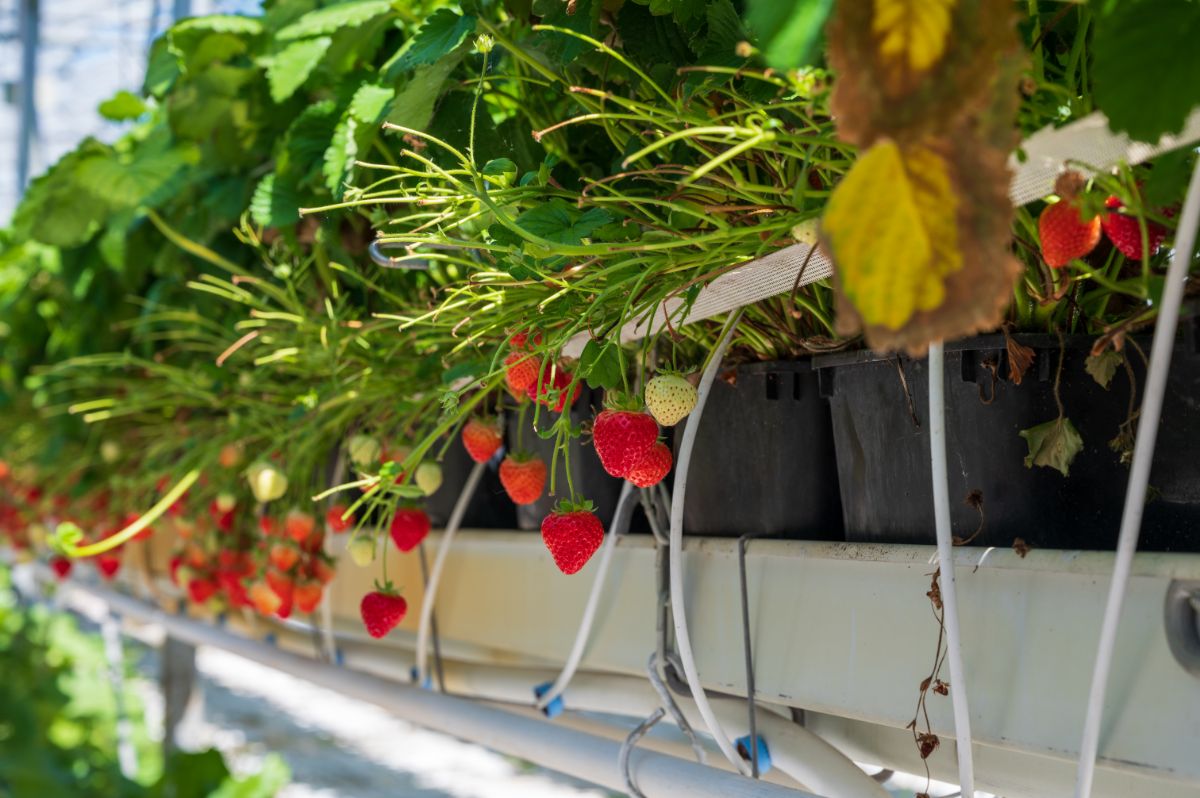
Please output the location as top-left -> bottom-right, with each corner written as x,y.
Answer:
1004,329 -> 1036,385
1012,537 -> 1031,558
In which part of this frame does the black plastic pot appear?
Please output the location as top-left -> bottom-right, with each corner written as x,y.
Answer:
425,438 -> 517,530
505,388 -> 626,531
680,361 -> 845,539
812,330 -> 1200,551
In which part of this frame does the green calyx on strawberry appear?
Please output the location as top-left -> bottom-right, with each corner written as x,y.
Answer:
593,402 -> 659,478
644,372 -> 698,427
361,584 -> 408,638
1101,195 -> 1171,261
540,499 -> 604,575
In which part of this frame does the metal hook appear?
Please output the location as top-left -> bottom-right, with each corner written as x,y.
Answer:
368,240 -> 431,270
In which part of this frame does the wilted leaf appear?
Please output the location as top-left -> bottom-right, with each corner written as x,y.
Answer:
821,139 -> 961,330
827,0 -> 1019,146
1085,349 -> 1124,389
1004,330 -> 1035,385
1019,417 -> 1083,477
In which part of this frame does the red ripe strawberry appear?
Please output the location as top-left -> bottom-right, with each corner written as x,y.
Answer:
592,410 -> 658,478
96,553 -> 121,580
1039,174 -> 1100,268
361,590 -> 407,638
300,526 -> 326,554
508,330 -> 542,349
269,542 -> 299,571
499,455 -> 547,505
217,571 -> 249,608
462,417 -> 503,463
627,442 -> 673,488
390,508 -> 431,552
51,557 -> 72,581
325,504 -> 353,534
168,555 -> 183,584
259,515 -> 279,537
294,581 -> 324,613
1101,195 -> 1169,260
285,510 -> 316,544
265,570 -> 294,604
187,578 -> 218,604
527,364 -> 581,412
249,581 -> 283,615
504,351 -> 539,395
541,505 -> 604,575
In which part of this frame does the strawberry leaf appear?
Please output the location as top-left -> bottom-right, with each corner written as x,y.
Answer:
579,340 -> 623,390
1019,417 -> 1083,477
1085,350 -> 1124,390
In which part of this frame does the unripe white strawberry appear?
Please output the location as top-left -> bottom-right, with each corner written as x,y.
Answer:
644,374 -> 698,427
348,535 -> 376,567
415,462 -> 443,496
347,435 -> 381,468
247,462 -> 288,503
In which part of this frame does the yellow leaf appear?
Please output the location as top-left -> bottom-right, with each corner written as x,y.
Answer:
821,139 -> 961,331
873,0 -> 955,73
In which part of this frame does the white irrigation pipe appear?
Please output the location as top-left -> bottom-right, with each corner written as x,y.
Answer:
669,310 -> 751,776
537,479 -> 638,710
416,460 -> 487,687
1075,157 -> 1200,798
927,341 -> 976,797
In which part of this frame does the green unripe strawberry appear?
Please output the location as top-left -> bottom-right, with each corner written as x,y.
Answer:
645,374 -> 698,427
348,435 -> 381,468
415,462 -> 443,496
348,535 -> 376,567
247,462 -> 288,503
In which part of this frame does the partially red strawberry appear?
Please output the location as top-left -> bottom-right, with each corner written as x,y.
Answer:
504,351 -> 539,395
325,504 -> 354,534
541,503 -> 604,575
592,409 -> 658,478
265,569 -> 294,604
1101,195 -> 1169,260
1039,172 -> 1100,268
527,364 -> 581,412
294,581 -> 324,613
307,557 -> 336,585
627,441 -> 673,488
51,557 -> 72,581
462,417 -> 503,463
285,509 -> 316,544
269,542 -> 299,571
187,577 -> 218,604
499,454 -> 547,505
249,581 -> 283,615
259,515 -> 279,537
361,590 -> 408,638
390,508 -> 431,552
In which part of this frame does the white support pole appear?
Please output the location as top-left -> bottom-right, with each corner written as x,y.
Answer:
928,342 -> 976,797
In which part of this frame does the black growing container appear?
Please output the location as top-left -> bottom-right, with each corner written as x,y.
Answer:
812,331 -> 1200,551
680,361 -> 845,539
505,388 -> 626,531
425,437 -> 517,530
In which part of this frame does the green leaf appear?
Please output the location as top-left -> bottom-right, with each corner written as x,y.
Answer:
514,200 -> 616,246
349,83 -> 394,124
323,113 -> 359,199
277,0 -> 392,40
1085,349 -> 1124,389
250,173 -> 302,228
745,0 -> 832,70
389,8 -> 477,73
1143,148 -> 1196,208
1019,417 -> 1084,477
266,36 -> 332,103
97,90 -> 148,121
1092,0 -> 1200,142
209,753 -> 291,798
579,339 -> 623,390
144,35 -> 181,97
76,149 -> 190,211
385,55 -> 462,129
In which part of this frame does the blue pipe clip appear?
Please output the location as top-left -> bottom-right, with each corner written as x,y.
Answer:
533,682 -> 564,719
735,734 -> 772,775
410,666 -> 433,690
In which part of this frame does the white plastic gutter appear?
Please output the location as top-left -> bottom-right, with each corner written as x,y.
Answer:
51,578 -> 819,798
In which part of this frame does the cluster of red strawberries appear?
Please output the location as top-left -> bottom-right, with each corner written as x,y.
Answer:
356,506 -> 431,639
1038,172 -> 1175,268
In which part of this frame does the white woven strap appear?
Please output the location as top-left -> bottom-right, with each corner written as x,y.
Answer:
562,108 -> 1200,358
